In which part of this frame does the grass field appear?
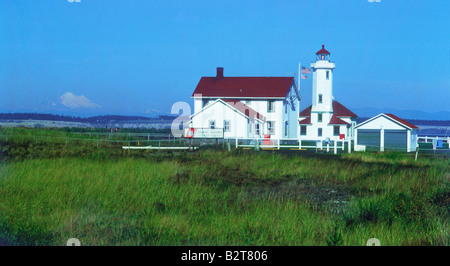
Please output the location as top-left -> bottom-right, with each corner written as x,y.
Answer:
0,129 -> 448,246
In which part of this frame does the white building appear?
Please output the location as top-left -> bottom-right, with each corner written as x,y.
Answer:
298,45 -> 358,141
354,113 -> 419,152
189,67 -> 300,139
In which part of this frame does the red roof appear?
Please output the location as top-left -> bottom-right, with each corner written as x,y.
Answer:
384,113 -> 418,129
192,76 -> 294,98
328,115 -> 349,125
316,45 -> 330,55
298,101 -> 357,118
332,101 -> 357,117
299,105 -> 312,117
299,116 -> 312,125
221,99 -> 266,122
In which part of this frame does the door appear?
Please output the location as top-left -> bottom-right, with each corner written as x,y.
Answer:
357,129 -> 381,151
384,130 -> 407,151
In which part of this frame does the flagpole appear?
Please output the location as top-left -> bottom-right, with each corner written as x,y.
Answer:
298,62 -> 301,97
298,62 -> 301,140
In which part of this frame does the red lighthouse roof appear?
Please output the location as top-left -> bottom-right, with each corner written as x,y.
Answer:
316,44 -> 330,55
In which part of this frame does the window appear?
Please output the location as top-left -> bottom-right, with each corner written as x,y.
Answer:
333,126 -> 340,136
318,113 -> 322,123
202,99 -> 209,108
255,123 -> 260,136
267,121 -> 275,135
326,71 -> 330,80
267,100 -> 275,113
224,120 -> 231,132
285,103 -> 288,114
318,94 -> 323,104
318,128 -> 322,137
300,125 -> 307,136
284,121 -> 289,137
209,120 -> 215,129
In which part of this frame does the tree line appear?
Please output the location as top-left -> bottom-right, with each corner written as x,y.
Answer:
0,113 -> 177,123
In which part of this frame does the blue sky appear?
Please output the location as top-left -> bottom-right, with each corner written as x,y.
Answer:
0,0 -> 449,117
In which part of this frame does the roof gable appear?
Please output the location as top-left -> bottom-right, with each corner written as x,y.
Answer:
190,99 -> 266,122
355,113 -> 418,130
192,77 -> 294,98
221,99 -> 266,122
384,113 -> 418,129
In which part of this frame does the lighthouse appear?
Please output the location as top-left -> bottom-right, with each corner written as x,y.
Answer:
299,45 -> 358,140
311,45 -> 335,114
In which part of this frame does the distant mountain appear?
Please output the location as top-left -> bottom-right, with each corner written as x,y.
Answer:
351,108 -> 450,121
0,113 -> 177,129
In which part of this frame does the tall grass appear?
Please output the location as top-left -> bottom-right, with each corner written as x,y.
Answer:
0,147 -> 448,245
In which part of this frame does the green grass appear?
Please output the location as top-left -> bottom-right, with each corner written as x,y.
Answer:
0,132 -> 448,246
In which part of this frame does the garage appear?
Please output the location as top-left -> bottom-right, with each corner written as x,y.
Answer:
384,130 -> 407,150
356,129 -> 381,151
354,113 -> 419,152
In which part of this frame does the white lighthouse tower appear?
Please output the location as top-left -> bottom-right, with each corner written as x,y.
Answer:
311,45 -> 335,113
309,45 -> 335,133
299,45 -> 358,141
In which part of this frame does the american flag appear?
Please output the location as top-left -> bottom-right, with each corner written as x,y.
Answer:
301,75 -> 308,79
301,66 -> 311,74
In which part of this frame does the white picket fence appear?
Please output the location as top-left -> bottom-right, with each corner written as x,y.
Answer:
417,135 -> 450,150
418,136 -> 450,144
235,137 -> 353,154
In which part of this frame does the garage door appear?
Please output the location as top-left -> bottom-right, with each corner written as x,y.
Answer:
357,129 -> 380,151
384,130 -> 407,151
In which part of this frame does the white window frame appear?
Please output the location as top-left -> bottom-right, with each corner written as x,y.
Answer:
267,100 -> 275,113
300,125 -> 307,136
267,121 -> 275,135
224,120 -> 231,132
333,125 -> 340,136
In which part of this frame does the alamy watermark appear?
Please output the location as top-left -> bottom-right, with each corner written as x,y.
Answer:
67,238 -> 81,246
366,238 -> 381,246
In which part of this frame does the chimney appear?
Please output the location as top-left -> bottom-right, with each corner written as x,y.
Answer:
216,67 -> 224,79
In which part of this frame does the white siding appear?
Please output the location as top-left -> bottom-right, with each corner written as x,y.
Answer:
191,84 -> 299,140
243,99 -> 284,139
191,100 -> 251,139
